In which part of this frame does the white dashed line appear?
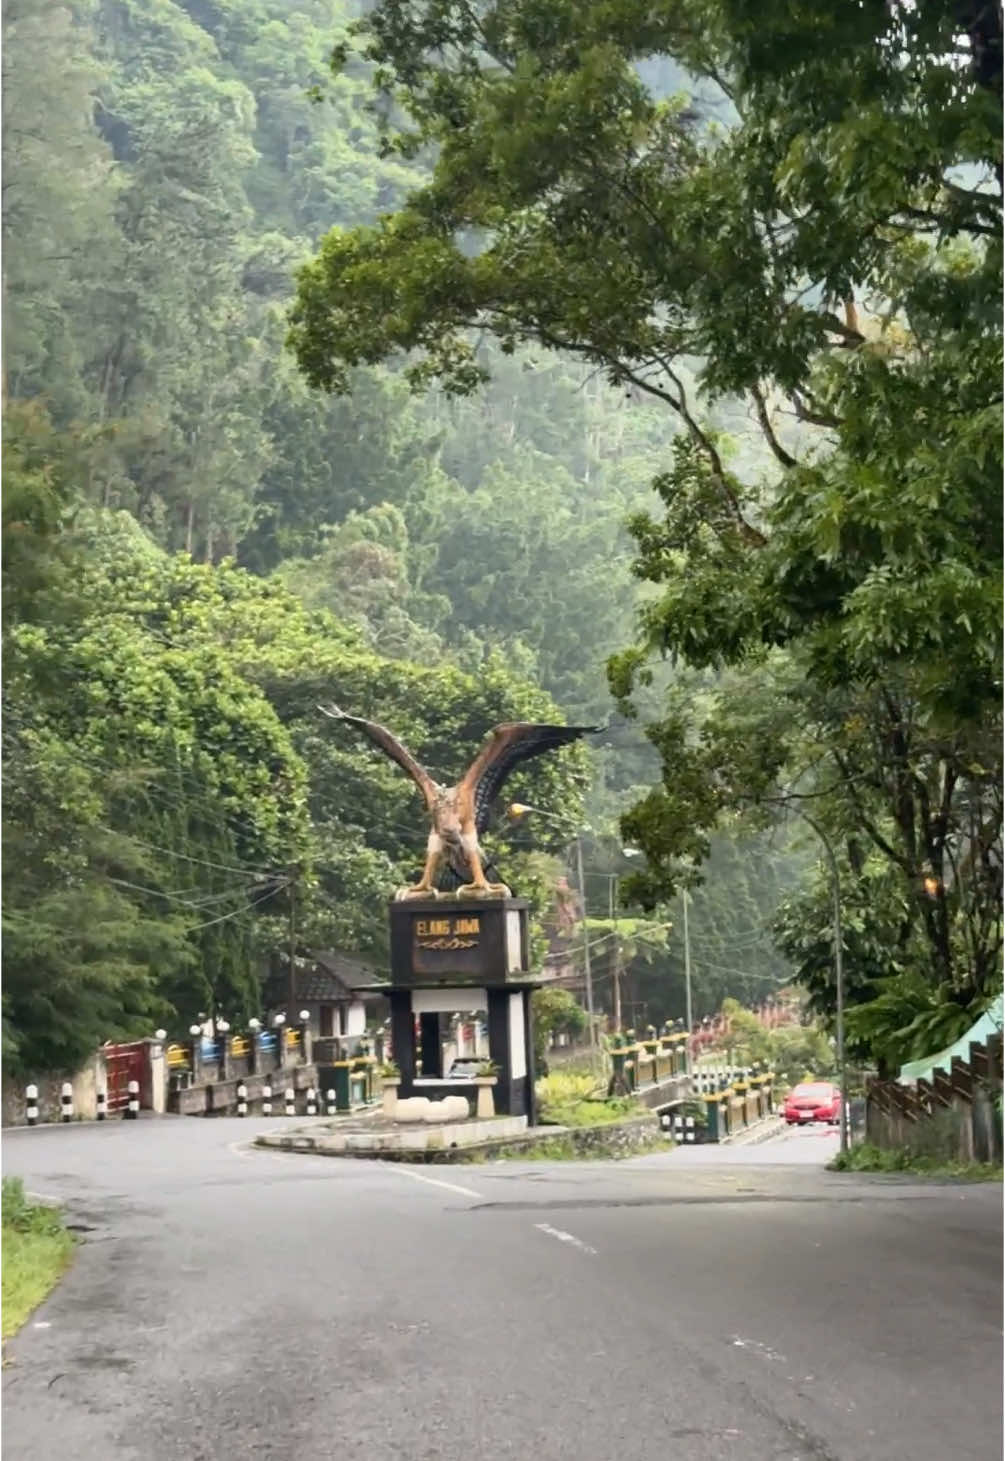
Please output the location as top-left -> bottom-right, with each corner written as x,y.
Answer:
534,1222 -> 598,1256
383,1165 -> 484,1200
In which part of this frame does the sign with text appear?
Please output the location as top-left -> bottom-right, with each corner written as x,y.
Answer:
389,897 -> 540,987
413,914 -> 482,952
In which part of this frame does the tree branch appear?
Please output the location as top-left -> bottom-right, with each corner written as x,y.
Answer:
750,384 -> 798,468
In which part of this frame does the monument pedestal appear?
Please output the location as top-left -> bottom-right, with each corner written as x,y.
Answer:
382,897 -> 547,1122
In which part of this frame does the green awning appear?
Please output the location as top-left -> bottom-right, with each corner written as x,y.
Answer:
898,996 -> 1003,1084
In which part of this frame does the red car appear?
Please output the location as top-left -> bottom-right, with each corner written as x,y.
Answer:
784,1081 -> 841,1125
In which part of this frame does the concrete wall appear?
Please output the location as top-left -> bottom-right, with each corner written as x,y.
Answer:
169,1064 -> 321,1116
2,1050 -> 107,1125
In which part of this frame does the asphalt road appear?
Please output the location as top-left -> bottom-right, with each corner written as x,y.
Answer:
3,1119 -> 1000,1461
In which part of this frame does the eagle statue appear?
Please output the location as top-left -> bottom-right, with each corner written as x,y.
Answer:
318,705 -> 599,900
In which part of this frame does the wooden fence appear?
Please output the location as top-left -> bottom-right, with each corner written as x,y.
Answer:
866,1033 -> 1002,1164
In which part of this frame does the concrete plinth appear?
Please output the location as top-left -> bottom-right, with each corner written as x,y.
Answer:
257,1113 -> 528,1156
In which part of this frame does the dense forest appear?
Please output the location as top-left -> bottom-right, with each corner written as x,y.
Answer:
4,0 -> 1000,1076
2,0 -> 802,1069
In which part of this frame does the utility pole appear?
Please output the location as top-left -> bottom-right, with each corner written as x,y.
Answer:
682,889 -> 693,1077
287,870 -> 297,1023
575,838 -> 597,1050
609,874 -> 622,1033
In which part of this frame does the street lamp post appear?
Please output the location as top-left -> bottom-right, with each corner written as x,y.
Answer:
607,874 -> 622,1031
682,889 -> 694,1078
573,836 -> 597,1051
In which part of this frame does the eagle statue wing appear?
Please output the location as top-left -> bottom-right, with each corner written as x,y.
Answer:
458,722 -> 601,835
318,705 -> 437,810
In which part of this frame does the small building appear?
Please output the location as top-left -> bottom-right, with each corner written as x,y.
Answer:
264,949 -> 387,1043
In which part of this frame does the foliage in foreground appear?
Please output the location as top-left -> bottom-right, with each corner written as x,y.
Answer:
1,1179 -> 76,1339
535,1069 -> 643,1128
829,1145 -> 1002,1182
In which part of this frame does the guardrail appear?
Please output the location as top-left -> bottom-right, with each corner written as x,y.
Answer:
608,1033 -> 690,1093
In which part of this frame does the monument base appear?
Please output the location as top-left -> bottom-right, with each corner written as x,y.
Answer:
381,897 -> 546,1123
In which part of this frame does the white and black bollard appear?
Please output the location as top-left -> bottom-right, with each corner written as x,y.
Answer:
262,1083 -> 273,1117
26,1084 -> 39,1127
236,1083 -> 248,1117
325,1088 -> 336,1117
284,1087 -> 295,1118
96,1088 -> 107,1121
306,1087 -> 318,1117
126,1079 -> 140,1119
61,1082 -> 74,1123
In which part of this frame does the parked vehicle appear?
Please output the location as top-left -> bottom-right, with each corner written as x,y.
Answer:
446,1057 -> 483,1081
783,1081 -> 841,1125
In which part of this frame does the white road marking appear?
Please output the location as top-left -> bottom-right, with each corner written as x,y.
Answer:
384,1165 -> 484,1200
534,1222 -> 598,1256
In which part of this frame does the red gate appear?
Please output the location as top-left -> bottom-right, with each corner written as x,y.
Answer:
104,1041 -> 147,1114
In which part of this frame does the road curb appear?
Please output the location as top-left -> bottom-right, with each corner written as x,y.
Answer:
720,1117 -> 785,1147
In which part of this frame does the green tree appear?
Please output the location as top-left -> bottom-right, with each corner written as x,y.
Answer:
2,0 -> 120,417
289,0 -> 1002,1061
531,986 -> 588,1071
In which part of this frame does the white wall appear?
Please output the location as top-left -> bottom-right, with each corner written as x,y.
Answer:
345,1001 -> 367,1036
508,992 -> 527,1079
412,987 -> 488,1014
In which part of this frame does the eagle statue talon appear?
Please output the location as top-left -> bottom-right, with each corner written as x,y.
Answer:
457,882 -> 512,900
318,703 -> 600,898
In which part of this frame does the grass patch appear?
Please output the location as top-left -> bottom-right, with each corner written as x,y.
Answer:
2,1178 -> 76,1338
468,1133 -> 669,1163
536,1070 -> 645,1129
829,1144 -> 1003,1182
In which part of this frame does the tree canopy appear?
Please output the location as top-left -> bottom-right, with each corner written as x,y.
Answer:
8,0 -> 996,1072
289,0 -> 1002,1057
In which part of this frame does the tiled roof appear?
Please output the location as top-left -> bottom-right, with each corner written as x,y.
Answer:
312,949 -> 385,990
263,949 -> 385,1007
